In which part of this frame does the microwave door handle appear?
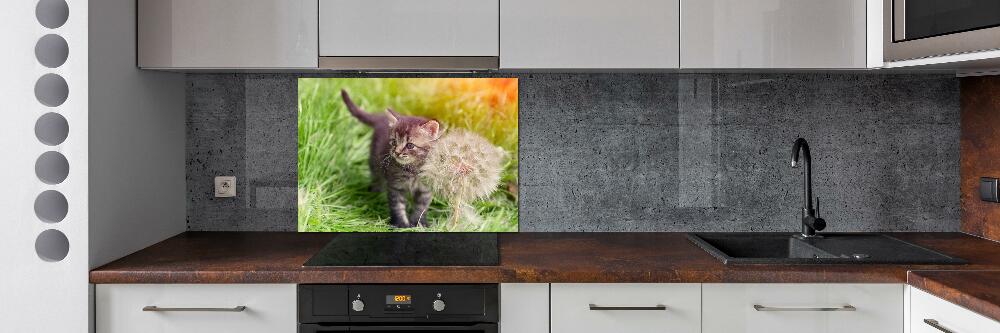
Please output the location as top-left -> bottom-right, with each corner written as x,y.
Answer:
893,0 -> 906,41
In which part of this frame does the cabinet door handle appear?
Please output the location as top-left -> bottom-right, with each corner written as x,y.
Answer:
589,304 -> 667,311
923,319 -> 955,333
142,306 -> 247,312
753,304 -> 856,312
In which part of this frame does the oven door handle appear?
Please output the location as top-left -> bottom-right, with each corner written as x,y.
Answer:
347,323 -> 497,332
299,326 -> 349,333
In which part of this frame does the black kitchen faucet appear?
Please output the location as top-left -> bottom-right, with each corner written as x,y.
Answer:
791,138 -> 826,238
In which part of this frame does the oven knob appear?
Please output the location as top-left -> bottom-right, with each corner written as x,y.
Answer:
351,299 -> 365,312
432,299 -> 446,312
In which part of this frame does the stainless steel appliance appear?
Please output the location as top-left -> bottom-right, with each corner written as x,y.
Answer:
884,0 -> 1000,61
298,284 -> 498,332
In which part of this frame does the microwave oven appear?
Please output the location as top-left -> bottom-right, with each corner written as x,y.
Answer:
884,0 -> 1000,62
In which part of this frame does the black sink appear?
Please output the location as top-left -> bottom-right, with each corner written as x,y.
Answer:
687,233 -> 966,265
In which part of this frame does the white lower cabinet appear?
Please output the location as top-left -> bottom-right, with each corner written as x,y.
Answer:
500,283 -> 549,333
702,283 -> 904,333
95,282 -> 998,333
910,286 -> 1000,333
96,284 -> 297,333
551,283 -> 701,333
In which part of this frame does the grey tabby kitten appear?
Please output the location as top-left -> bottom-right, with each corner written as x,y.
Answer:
341,90 -> 442,228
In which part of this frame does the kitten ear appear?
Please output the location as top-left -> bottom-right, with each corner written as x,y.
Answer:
421,120 -> 441,140
385,108 -> 399,127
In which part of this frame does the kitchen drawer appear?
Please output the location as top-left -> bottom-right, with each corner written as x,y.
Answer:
702,283 -> 903,333
96,284 -> 296,333
551,283 -> 700,333
910,287 -> 1000,333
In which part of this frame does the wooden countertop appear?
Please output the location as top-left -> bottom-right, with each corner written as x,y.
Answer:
91,232 -> 1000,284
908,270 -> 1000,322
89,231 -> 1000,321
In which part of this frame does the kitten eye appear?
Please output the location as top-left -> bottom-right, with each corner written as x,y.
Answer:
405,143 -> 415,149
389,140 -> 396,146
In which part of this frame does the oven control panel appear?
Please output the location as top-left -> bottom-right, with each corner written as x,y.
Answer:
350,285 -> 471,317
299,284 -> 498,323
385,294 -> 414,311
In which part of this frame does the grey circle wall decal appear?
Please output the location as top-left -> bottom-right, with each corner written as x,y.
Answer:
35,151 -> 69,185
35,113 -> 69,146
34,73 -> 69,107
35,229 -> 69,262
35,0 -> 69,29
34,190 -> 68,223
35,34 -> 69,68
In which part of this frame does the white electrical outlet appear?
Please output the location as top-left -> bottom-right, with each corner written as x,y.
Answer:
215,176 -> 236,198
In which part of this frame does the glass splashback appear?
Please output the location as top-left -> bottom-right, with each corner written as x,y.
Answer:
297,78 -> 518,232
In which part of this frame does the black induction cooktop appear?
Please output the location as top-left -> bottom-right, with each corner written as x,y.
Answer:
303,233 -> 500,266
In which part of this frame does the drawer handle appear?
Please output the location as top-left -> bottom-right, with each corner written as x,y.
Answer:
142,306 -> 247,312
753,304 -> 856,312
923,319 -> 955,333
589,304 -> 667,311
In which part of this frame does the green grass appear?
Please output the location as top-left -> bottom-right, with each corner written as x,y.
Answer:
297,78 -> 518,232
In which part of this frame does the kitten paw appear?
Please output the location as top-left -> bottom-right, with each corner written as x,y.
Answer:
389,216 -> 411,228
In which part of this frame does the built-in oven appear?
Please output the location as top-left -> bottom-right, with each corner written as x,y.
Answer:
298,284 -> 498,333
884,0 -> 1000,61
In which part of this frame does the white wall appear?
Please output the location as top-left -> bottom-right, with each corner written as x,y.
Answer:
88,0 -> 187,270
0,0 -> 90,330
0,0 -> 185,331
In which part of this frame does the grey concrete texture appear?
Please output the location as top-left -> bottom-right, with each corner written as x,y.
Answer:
186,74 -> 298,231
186,73 -> 960,232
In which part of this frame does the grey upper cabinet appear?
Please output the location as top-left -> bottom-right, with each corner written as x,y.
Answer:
132,0 -> 879,70
318,0 -> 499,70
138,0 -> 318,69
680,0 -> 871,69
501,0 -> 680,69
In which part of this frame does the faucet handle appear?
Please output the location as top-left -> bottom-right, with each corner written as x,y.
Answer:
815,196 -> 820,218
811,216 -> 827,231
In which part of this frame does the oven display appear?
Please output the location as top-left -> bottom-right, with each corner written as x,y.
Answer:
385,295 -> 414,311
386,295 -> 412,304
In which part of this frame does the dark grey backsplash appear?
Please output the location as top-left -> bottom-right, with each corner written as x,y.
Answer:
187,75 -> 298,231
186,73 -> 960,232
